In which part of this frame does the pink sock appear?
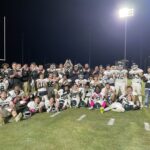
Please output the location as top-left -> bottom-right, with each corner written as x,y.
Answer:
30,109 -> 36,113
101,101 -> 107,108
90,100 -> 94,107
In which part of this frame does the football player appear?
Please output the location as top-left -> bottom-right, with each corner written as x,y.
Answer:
103,65 -> 114,86
101,82 -> 116,105
89,86 -> 107,110
70,84 -> 80,108
36,73 -> 51,112
113,62 -> 128,96
27,96 -> 43,113
80,83 -> 93,107
119,86 -> 140,111
129,63 -> 143,108
143,66 -> 150,107
56,85 -> 71,110
0,74 -> 9,94
0,91 -> 22,125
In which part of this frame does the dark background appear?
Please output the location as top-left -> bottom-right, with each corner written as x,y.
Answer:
0,0 -> 150,68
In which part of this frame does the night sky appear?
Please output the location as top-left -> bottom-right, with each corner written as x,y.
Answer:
0,0 -> 150,68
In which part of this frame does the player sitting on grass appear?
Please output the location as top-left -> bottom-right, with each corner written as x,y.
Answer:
56,85 -> 71,110
70,84 -> 80,108
80,83 -> 93,107
104,86 -> 140,112
119,86 -> 140,111
76,74 -> 88,107
36,73 -> 52,112
101,82 -> 116,106
8,85 -> 29,111
89,86 -> 107,110
0,91 -> 22,125
27,96 -> 43,114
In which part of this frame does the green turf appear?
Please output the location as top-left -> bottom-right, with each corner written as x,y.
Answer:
0,108 -> 150,150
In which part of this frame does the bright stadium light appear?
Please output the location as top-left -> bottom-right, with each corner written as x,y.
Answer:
119,8 -> 134,61
119,8 -> 134,18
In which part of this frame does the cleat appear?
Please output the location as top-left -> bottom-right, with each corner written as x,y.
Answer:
100,107 -> 104,114
88,107 -> 93,110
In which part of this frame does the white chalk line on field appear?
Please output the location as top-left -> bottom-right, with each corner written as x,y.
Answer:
77,114 -> 86,121
50,112 -> 61,118
144,122 -> 150,131
107,118 -> 115,126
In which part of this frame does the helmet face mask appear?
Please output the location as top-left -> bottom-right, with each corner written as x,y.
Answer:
71,100 -> 77,107
23,111 -> 31,119
51,106 -> 56,112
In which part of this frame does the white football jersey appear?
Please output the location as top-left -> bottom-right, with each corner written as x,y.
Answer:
103,70 -> 115,84
129,69 -> 143,83
144,73 -> 150,83
75,79 -> 87,86
114,69 -> 128,82
101,86 -> 115,97
9,90 -> 24,98
104,70 -> 112,77
36,79 -> 48,92
27,101 -> 39,111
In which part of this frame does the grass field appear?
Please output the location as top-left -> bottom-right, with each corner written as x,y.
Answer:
0,108 -> 150,150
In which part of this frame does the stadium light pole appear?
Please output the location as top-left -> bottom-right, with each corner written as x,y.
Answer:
0,16 -> 6,61
119,8 -> 134,61
4,16 -> 6,61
